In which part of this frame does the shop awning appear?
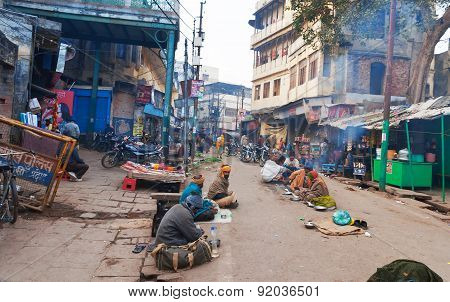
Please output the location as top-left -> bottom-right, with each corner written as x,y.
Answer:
322,96 -> 450,130
143,103 -> 163,118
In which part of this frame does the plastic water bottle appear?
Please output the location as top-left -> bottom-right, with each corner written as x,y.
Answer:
210,225 -> 219,258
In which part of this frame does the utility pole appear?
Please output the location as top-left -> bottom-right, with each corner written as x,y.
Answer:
379,0 -> 397,192
183,39 -> 189,169
196,1 -> 205,80
235,92 -> 239,132
191,1 -> 205,162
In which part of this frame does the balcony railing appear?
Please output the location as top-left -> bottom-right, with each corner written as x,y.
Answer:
253,56 -> 289,81
251,11 -> 293,46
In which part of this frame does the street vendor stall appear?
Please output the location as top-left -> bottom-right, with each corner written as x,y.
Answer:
0,115 -> 76,211
373,159 -> 433,189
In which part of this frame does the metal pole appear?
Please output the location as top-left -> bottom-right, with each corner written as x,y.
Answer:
235,93 -> 239,132
87,41 -> 101,144
183,39 -> 189,169
162,31 -> 176,160
441,115 -> 446,203
405,120 -> 414,191
379,0 -> 397,192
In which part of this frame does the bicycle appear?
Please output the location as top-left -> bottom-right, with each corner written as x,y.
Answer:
0,151 -> 32,224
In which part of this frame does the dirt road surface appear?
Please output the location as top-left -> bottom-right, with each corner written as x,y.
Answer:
183,157 -> 450,281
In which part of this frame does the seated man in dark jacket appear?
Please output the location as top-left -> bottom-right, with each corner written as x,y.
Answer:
155,195 -> 204,246
66,147 -> 89,182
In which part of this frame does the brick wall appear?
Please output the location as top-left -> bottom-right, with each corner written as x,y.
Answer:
347,54 -> 410,96
0,64 -> 15,118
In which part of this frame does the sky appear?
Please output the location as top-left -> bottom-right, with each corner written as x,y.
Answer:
176,0 -> 255,88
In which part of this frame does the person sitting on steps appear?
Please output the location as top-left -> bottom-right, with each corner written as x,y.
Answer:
207,164 -> 239,209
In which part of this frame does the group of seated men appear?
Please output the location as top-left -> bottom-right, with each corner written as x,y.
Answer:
154,164 -> 238,246
261,152 -> 330,204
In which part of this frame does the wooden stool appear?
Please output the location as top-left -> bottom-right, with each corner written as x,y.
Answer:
122,177 -> 137,191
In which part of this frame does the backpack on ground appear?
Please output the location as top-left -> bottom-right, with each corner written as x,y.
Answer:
150,237 -> 212,271
367,259 -> 443,282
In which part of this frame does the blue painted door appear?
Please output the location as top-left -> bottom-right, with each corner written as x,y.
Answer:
72,88 -> 112,134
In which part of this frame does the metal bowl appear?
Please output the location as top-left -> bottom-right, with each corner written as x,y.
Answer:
304,221 -> 315,229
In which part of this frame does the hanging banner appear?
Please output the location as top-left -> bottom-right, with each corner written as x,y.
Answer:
41,89 -> 74,124
328,104 -> 354,120
153,89 -> 164,109
305,105 -> 321,124
133,106 -> 145,137
190,80 -> 204,98
136,85 -> 152,104
260,122 -> 287,148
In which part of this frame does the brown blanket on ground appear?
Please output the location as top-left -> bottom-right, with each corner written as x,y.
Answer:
313,218 -> 364,236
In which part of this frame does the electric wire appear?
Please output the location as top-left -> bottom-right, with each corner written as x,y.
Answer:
174,0 -> 197,20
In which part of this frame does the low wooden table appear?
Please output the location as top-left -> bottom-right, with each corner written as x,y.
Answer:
150,192 -> 182,237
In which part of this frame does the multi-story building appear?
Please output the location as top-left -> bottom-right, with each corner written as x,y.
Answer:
249,0 -> 426,143
3,0 -> 180,145
198,82 -> 252,136
0,29 -> 18,119
434,48 -> 450,97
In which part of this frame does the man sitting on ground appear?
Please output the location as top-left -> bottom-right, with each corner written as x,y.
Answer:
284,152 -> 300,171
207,164 -> 239,209
180,175 -> 217,222
155,195 -> 204,246
288,162 -> 314,192
261,155 -> 287,183
293,170 -> 335,209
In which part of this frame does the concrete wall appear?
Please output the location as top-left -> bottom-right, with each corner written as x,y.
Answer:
0,11 -> 33,118
434,51 -> 449,97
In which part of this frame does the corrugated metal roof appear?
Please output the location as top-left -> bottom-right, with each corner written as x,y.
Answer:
323,96 -> 450,130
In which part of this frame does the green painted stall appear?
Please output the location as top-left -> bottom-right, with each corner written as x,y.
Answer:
373,159 -> 433,189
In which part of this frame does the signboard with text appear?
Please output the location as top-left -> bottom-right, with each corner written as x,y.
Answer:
190,80 -> 204,98
0,143 -> 56,186
136,85 -> 152,104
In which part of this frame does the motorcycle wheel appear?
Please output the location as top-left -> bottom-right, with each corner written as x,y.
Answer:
242,153 -> 252,163
224,146 -> 230,157
101,152 -> 119,168
259,157 -> 266,167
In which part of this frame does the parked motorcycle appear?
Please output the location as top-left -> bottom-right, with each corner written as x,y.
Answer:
92,132 -> 117,152
259,144 -> 270,167
225,140 -> 239,157
101,136 -> 163,168
240,144 -> 253,163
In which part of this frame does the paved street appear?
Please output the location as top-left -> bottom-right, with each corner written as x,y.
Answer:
1,152 -> 449,282
0,150 -> 155,282
182,157 -> 450,282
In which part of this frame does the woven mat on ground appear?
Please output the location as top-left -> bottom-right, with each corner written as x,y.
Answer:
313,218 -> 364,236
197,209 -> 232,224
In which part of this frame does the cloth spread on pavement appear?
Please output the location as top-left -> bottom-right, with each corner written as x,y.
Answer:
313,218 -> 364,236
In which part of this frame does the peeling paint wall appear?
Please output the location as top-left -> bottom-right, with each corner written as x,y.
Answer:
0,11 -> 33,118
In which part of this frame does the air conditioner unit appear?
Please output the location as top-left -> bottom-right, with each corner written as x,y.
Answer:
194,37 -> 203,47
192,56 -> 201,66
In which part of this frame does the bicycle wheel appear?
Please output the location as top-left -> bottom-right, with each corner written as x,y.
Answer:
1,178 -> 19,224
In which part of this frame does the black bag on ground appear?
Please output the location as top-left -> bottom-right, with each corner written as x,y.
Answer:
367,259 -> 443,282
150,237 -> 212,271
